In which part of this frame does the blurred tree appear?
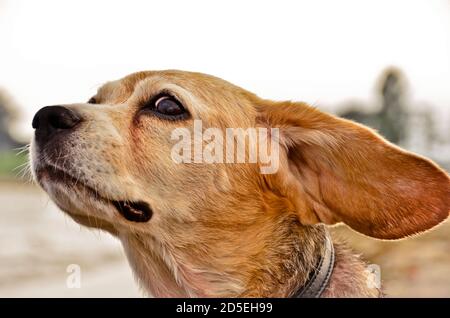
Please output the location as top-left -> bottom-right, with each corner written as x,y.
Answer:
340,67 -> 408,144
0,88 -> 25,150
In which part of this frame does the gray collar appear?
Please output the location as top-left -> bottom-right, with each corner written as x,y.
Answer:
292,231 -> 335,298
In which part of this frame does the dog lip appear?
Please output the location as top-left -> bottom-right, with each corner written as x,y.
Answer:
112,200 -> 153,222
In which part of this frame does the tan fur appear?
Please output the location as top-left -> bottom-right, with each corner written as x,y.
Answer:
31,70 -> 450,297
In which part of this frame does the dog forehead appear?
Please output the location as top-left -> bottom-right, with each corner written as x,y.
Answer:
96,72 -> 151,103
98,70 -> 254,102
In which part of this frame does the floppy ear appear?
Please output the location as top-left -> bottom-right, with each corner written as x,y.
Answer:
257,101 -> 450,239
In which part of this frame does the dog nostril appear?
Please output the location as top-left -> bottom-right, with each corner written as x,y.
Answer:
48,111 -> 79,130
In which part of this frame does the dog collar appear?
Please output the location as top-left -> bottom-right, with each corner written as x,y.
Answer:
292,230 -> 335,298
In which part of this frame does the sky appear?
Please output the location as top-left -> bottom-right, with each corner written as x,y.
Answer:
0,0 -> 449,138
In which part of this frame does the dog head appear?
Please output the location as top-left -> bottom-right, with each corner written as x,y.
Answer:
30,70 -> 449,295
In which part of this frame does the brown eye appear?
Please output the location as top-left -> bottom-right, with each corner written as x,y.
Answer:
143,94 -> 189,120
87,97 -> 97,104
155,96 -> 185,116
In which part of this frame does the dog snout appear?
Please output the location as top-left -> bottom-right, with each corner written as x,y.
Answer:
32,106 -> 82,143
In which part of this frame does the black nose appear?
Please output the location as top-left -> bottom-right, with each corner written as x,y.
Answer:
32,106 -> 81,142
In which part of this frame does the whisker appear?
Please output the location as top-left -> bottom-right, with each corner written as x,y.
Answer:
12,161 -> 30,172
15,144 -> 30,156
13,144 -> 30,151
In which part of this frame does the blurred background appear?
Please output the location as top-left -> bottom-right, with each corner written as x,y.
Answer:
0,0 -> 449,297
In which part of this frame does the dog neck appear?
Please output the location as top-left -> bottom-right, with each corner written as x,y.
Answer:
118,214 -> 380,297
292,232 -> 335,298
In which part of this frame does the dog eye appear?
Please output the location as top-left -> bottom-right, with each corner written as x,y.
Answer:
87,97 -> 97,104
155,96 -> 184,115
140,93 -> 189,121
149,95 -> 188,120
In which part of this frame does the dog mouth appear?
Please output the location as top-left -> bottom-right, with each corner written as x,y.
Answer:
36,166 -> 153,223
112,200 -> 152,222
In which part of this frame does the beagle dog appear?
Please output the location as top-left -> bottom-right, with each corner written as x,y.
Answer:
30,70 -> 450,297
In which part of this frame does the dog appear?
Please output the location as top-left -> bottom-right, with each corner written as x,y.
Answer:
30,70 -> 450,297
